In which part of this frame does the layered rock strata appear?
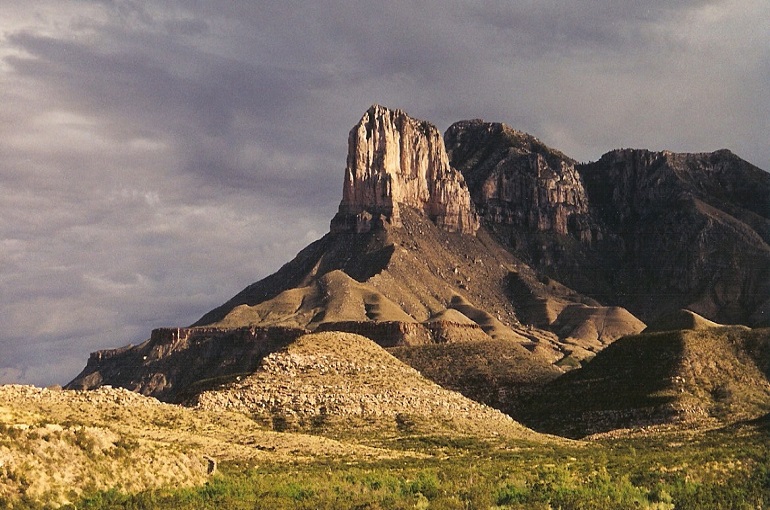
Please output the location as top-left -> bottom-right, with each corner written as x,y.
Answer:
445,120 -> 595,241
66,326 -> 307,401
331,105 -> 479,234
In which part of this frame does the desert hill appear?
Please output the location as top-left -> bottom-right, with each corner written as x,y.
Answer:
643,308 -> 722,333
190,331 -> 540,439
515,326 -> 770,438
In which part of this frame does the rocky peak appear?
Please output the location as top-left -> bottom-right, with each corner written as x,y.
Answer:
445,119 -> 593,240
330,105 -> 479,235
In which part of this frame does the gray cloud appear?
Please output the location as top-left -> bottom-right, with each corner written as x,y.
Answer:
1,0 -> 767,386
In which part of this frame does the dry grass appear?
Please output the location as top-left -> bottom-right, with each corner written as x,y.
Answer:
0,384 -> 412,506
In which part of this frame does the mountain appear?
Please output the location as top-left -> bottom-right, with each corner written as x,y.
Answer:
446,120 -> 770,326
69,106 -> 647,409
578,149 -> 770,325
68,104 -> 769,439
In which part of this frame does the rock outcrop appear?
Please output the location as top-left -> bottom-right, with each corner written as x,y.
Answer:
445,120 -> 595,241
447,118 -> 770,327
66,326 -> 307,401
331,105 -> 479,234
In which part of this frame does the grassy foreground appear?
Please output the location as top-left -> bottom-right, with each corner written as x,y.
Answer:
24,421 -> 769,510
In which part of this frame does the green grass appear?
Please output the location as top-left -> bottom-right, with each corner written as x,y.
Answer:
32,423 -> 769,510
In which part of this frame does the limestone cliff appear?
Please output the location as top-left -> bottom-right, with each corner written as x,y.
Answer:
331,105 -> 479,234
445,119 -> 606,302
448,119 -> 770,326
445,120 -> 595,241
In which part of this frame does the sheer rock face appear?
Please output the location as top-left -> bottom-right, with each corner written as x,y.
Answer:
578,148 -> 770,326
448,120 -> 770,326
331,105 -> 479,234
445,120 -> 595,241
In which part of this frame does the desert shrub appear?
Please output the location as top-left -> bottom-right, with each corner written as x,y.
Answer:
280,482 -> 315,501
394,413 -> 416,433
71,427 -> 99,454
403,471 -> 440,499
50,425 -> 769,510
496,483 -> 528,505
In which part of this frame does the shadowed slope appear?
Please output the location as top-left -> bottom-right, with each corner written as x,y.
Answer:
644,308 -> 722,333
516,327 -> 770,438
389,340 -> 562,416
578,149 -> 770,326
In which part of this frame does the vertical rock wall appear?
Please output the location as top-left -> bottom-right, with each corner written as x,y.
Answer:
445,120 -> 594,241
331,105 -> 479,234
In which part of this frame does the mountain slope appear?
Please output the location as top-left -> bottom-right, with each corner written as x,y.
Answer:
515,326 -> 770,438
446,121 -> 770,326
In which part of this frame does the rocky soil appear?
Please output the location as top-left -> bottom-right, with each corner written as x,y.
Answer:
191,332 -> 538,439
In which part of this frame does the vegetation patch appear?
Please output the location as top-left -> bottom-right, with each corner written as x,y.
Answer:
13,422 -> 760,510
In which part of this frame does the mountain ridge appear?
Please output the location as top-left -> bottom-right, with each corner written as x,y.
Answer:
446,117 -> 770,326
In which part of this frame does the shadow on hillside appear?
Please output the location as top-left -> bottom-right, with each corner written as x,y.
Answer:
512,331 -> 687,438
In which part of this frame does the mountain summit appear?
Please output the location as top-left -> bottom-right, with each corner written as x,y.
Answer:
331,105 -> 479,234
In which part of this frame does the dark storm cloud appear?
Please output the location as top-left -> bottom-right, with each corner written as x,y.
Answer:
0,0 -> 767,386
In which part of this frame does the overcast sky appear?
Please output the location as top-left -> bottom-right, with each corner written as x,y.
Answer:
2,0 -> 768,387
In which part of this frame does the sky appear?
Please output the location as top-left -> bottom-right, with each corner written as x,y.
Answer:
1,0 -> 768,387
